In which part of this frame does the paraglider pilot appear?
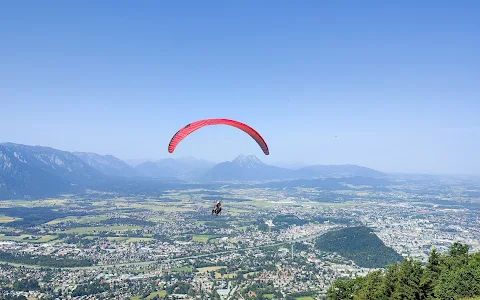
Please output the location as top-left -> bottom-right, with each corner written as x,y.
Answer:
212,201 -> 222,216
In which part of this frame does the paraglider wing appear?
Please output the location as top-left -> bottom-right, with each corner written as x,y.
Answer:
168,118 -> 269,155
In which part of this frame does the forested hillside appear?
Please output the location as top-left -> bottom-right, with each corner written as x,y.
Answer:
327,242 -> 480,300
315,226 -> 404,268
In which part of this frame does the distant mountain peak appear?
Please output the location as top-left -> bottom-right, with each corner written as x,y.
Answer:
73,152 -> 137,177
177,156 -> 198,161
134,157 -> 216,179
232,154 -> 264,168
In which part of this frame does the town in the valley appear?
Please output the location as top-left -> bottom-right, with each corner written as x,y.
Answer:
1,178 -> 479,299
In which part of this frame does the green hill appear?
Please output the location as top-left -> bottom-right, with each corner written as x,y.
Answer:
315,226 -> 403,268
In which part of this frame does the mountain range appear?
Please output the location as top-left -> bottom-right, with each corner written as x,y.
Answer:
134,157 -> 216,179
73,152 -> 139,177
204,154 -> 384,182
0,143 -> 101,199
0,142 -> 384,199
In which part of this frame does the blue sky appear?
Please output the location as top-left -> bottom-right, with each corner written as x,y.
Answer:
1,1 -> 479,174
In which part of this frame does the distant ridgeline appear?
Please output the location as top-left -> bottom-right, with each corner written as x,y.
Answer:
327,242 -> 480,300
0,142 -> 386,200
315,226 -> 404,268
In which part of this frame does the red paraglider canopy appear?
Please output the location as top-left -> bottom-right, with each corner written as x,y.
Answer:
168,118 -> 269,155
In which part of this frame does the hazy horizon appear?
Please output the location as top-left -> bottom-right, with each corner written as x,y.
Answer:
1,1 -> 479,175
3,140 -> 478,176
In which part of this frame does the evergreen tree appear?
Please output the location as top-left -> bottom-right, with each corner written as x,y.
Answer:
390,258 -> 423,300
356,271 -> 386,300
327,276 -> 364,300
420,248 -> 441,299
327,243 -> 480,300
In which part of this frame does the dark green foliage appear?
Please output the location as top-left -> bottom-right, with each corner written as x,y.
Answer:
0,251 -> 94,267
273,214 -> 308,226
13,278 -> 40,291
390,259 -> 424,300
268,213 -> 310,232
241,282 -> 282,299
327,276 -> 365,300
71,280 -> 109,297
294,242 -> 310,251
285,291 -> 317,300
258,222 -> 270,232
434,245 -> 480,299
419,248 -> 442,299
165,282 -> 191,294
315,226 -> 403,268
2,296 -> 27,300
0,207 -> 87,228
327,242 -> 480,300
62,235 -> 97,247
